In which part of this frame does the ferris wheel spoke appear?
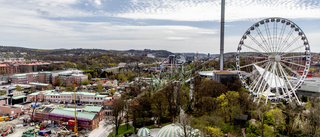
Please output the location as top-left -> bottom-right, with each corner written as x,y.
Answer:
246,35 -> 269,53
245,55 -> 268,59
279,27 -> 295,51
240,60 -> 268,69
280,65 -> 301,105
255,62 -> 272,103
242,44 -> 270,56
264,62 -> 277,104
280,45 -> 305,56
263,22 -> 273,51
282,55 -> 307,59
281,60 -> 305,68
278,62 -> 301,105
256,27 -> 273,52
251,62 -> 271,93
278,35 -> 301,53
257,63 -> 273,104
274,63 -> 286,96
276,22 -> 287,52
249,72 -> 261,89
279,62 -> 301,78
273,21 -> 278,52
277,62 -> 293,102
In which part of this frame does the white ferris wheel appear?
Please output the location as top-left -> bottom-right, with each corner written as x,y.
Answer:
236,17 -> 311,105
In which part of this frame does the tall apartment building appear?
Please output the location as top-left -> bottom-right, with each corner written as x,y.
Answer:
38,72 -> 52,84
52,70 -> 87,86
10,73 -> 38,84
0,62 -> 50,74
10,70 -> 87,86
0,64 -> 12,74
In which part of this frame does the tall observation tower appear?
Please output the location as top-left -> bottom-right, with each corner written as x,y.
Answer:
219,0 -> 225,70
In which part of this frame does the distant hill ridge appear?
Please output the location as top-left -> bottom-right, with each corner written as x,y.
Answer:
0,45 -> 174,59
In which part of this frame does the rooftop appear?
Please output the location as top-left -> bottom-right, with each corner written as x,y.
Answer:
12,94 -> 27,100
83,106 -> 102,113
51,108 -> 97,120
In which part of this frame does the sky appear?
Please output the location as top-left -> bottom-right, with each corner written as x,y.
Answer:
0,0 -> 319,54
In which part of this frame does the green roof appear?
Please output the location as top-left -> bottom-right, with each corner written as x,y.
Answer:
29,82 -> 49,86
59,92 -> 73,95
95,95 -> 108,98
29,92 -> 40,96
43,90 -> 55,95
83,106 -> 102,113
10,74 -> 27,78
51,108 -> 97,120
46,91 -> 60,96
79,92 -> 95,96
12,94 -> 27,100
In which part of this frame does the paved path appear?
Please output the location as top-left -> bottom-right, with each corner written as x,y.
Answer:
89,120 -> 114,137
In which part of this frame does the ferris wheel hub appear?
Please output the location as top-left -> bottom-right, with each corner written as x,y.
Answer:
268,55 -> 281,62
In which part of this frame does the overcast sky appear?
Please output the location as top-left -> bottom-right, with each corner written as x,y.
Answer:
0,0 -> 319,54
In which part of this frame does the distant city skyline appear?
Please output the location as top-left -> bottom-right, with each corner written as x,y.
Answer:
0,0 -> 319,54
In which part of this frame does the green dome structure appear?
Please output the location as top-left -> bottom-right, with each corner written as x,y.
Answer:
156,124 -> 182,137
137,127 -> 150,137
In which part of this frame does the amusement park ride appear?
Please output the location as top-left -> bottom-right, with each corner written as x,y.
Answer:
236,17 -> 311,105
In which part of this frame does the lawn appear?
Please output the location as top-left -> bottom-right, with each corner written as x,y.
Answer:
108,124 -> 134,137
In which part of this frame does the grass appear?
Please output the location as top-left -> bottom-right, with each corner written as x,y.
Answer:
108,124 -> 134,137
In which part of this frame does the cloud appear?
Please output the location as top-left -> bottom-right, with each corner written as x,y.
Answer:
114,0 -> 320,22
167,37 -> 189,40
0,0 -> 319,54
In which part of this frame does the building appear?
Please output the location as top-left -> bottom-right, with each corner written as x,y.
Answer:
10,69 -> 87,86
27,90 -> 111,105
10,73 -> 38,84
198,70 -> 246,85
29,82 -> 50,90
33,108 -> 100,130
38,72 -> 52,84
0,104 -> 22,116
83,106 -> 104,121
52,70 -> 88,86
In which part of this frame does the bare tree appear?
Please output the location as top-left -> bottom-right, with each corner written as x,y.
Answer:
178,114 -> 195,137
112,98 -> 125,135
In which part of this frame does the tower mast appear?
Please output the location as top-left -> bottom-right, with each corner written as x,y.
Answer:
220,0 -> 225,70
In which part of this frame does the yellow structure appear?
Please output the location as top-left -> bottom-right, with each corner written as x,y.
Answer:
74,86 -> 78,137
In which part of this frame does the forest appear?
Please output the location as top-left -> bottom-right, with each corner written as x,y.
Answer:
111,73 -> 320,137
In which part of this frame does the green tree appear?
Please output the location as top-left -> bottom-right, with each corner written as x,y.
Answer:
0,90 -> 6,95
118,72 -> 128,82
152,91 -> 167,127
16,85 -> 22,91
47,84 -> 53,90
55,77 -> 62,87
93,72 -> 98,78
86,73 -> 92,81
205,127 -> 224,137
216,91 -> 241,123
97,83 -> 103,92
81,80 -> 90,85
264,108 -> 285,134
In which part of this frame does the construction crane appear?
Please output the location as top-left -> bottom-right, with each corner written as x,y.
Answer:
31,98 -> 38,121
73,86 -> 78,137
